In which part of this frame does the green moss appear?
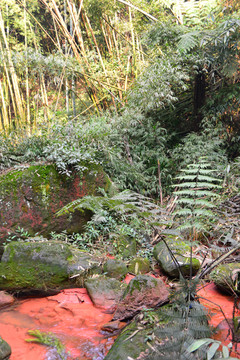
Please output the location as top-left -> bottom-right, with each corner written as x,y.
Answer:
153,236 -> 200,277
0,241 -> 101,292
128,258 -> 150,275
0,262 -> 68,290
210,262 -> 240,294
104,320 -> 151,360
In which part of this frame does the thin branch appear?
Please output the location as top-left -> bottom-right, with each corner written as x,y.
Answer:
114,0 -> 158,22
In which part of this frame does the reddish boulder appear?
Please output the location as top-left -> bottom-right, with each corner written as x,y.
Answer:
0,291 -> 14,309
0,164 -> 112,244
113,275 -> 169,321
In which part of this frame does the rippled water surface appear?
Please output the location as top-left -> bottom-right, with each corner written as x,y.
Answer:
0,289 -> 114,360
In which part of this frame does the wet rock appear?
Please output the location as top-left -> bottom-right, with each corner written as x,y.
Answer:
0,164 -> 113,243
0,337 -> 11,360
128,257 -> 150,275
85,275 -> 127,310
104,319 -> 153,360
0,241 -> 102,294
153,236 -> 200,278
101,320 -> 126,333
113,275 -> 169,321
0,291 -> 14,309
103,259 -> 128,280
209,262 -> 240,294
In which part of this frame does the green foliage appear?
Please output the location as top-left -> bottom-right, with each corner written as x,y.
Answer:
187,338 -> 235,359
143,296 -> 212,359
173,159 -> 222,236
26,330 -> 67,359
129,55 -> 190,113
57,190 -> 168,256
3,227 -> 31,247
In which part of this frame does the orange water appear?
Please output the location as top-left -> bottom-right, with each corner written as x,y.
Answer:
1,282 -> 240,359
0,289 -> 114,360
198,282 -> 240,358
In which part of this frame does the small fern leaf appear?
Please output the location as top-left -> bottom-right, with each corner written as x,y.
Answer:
178,32 -> 198,53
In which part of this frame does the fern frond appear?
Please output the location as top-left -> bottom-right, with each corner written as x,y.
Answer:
177,32 -> 199,53
176,175 -> 222,183
177,182 -> 221,189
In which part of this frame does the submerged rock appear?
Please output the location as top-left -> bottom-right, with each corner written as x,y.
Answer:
113,275 -> 169,321
153,236 -> 200,277
209,262 -> 240,294
0,163 -> 112,243
0,241 -> 102,294
0,337 -> 11,360
85,276 -> 126,310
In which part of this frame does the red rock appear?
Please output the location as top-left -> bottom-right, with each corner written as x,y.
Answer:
0,291 -> 15,308
114,275 -> 170,321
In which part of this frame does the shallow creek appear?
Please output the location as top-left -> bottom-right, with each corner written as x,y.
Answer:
198,282 -> 240,358
0,289 -> 114,360
0,282 -> 240,359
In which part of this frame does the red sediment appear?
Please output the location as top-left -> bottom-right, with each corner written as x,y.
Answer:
0,288 -> 114,360
198,282 -> 240,358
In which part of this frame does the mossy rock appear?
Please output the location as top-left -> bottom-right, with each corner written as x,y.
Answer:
128,257 -> 150,275
103,259 -> 128,280
116,235 -> 136,259
0,240 -> 102,294
209,262 -> 240,294
0,337 -> 11,360
85,275 -> 127,309
0,164 -> 113,244
105,309 -> 168,360
104,320 -> 152,360
153,236 -> 200,278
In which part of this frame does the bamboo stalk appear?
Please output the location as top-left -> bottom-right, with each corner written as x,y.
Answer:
0,8 -> 25,126
125,55 -> 131,91
0,40 -> 18,123
24,0 -> 30,129
0,79 -> 8,131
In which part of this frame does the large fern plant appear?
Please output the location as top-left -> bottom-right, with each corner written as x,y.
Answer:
56,189 -> 169,229
173,159 -> 222,240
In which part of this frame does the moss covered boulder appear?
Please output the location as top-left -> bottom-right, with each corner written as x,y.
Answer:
113,275 -> 169,321
153,237 -> 200,278
85,275 -> 127,310
0,164 -> 112,243
0,241 -> 102,294
103,259 -> 128,280
209,262 -> 240,294
104,320 -> 152,360
0,337 -> 11,360
128,257 -> 150,275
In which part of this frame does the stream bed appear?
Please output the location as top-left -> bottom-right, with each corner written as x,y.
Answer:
1,282 -> 240,359
0,289 -> 114,360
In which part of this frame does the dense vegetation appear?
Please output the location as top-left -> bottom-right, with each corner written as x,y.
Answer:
0,0 -> 240,358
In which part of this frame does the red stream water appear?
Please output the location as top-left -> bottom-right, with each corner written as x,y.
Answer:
1,281 -> 240,359
198,282 -> 240,358
0,289 -> 114,360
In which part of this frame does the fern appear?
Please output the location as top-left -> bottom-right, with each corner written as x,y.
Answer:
57,190 -> 169,229
173,159 -> 222,238
177,32 -> 199,53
